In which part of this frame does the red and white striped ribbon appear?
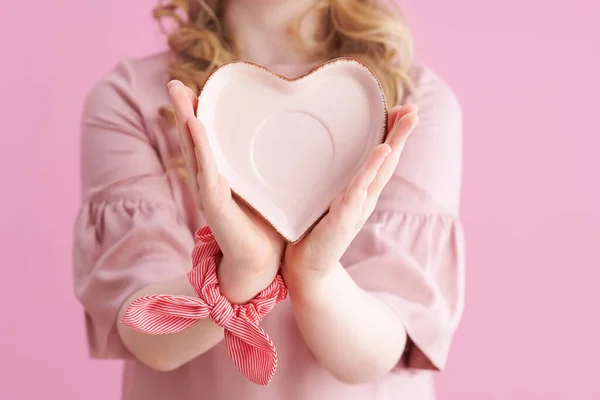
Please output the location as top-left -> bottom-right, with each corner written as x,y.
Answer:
121,226 -> 288,386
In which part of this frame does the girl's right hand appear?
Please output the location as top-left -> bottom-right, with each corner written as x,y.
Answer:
168,80 -> 285,303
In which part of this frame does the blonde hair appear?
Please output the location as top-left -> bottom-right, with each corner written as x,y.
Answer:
154,0 -> 414,175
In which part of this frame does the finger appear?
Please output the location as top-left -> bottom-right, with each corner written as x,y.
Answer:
340,144 -> 391,217
168,82 -> 196,165
180,121 -> 201,205
385,111 -> 419,155
387,103 -> 418,132
167,82 -> 203,208
366,113 -> 420,206
386,106 -> 402,135
168,81 -> 196,124
365,151 -> 401,206
186,118 -> 219,190
352,144 -> 391,193
168,80 -> 198,114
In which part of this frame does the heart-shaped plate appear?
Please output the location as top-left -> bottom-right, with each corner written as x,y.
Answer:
196,58 -> 388,243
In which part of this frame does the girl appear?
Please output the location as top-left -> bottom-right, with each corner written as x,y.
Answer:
73,0 -> 465,399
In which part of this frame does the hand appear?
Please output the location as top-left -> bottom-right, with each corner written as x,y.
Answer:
168,80 -> 285,303
283,104 -> 419,287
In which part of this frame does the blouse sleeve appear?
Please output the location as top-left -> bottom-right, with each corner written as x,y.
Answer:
344,68 -> 465,371
73,61 -> 195,359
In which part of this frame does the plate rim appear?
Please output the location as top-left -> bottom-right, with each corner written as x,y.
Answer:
195,57 -> 389,243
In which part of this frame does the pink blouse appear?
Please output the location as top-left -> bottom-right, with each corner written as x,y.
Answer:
73,52 -> 465,400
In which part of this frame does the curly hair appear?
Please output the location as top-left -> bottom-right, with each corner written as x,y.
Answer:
154,0 -> 413,111
155,0 -> 414,176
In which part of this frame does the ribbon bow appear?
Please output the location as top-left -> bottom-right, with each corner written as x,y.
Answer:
121,226 -> 288,386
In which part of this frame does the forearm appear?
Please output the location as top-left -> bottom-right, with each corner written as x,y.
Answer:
117,274 -> 223,372
285,262 -> 407,384
117,257 -> 276,372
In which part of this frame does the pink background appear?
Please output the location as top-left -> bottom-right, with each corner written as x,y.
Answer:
1,1 -> 598,398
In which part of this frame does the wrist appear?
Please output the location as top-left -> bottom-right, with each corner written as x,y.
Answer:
283,261 -> 346,306
217,255 -> 279,304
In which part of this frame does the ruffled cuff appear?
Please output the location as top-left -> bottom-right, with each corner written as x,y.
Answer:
346,211 -> 465,371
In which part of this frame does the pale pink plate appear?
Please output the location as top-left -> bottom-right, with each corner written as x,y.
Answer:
196,58 -> 388,242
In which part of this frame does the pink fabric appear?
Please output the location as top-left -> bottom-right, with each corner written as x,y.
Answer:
73,52 -> 465,400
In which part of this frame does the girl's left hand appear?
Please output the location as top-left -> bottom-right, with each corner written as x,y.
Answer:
283,104 -> 419,285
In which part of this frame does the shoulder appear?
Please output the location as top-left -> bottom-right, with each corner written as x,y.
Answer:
81,52 -> 173,142
91,51 -> 172,91
79,53 -> 174,196
405,63 -> 463,134
82,51 -> 172,120
379,63 -> 464,216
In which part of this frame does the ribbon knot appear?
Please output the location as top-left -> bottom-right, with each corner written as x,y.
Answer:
121,226 -> 287,386
210,295 -> 234,327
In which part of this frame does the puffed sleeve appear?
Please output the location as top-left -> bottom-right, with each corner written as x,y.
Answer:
72,61 -> 195,359
343,67 -> 465,371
